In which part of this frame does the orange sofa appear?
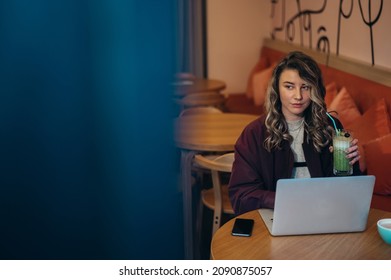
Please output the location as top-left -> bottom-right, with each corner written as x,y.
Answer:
224,38 -> 391,212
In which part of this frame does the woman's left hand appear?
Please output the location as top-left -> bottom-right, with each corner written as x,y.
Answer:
346,138 -> 360,165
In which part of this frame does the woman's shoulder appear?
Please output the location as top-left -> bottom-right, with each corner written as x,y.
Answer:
235,114 -> 268,151
245,114 -> 266,129
240,114 -> 268,138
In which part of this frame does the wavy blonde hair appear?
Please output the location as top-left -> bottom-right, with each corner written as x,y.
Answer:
264,51 -> 334,152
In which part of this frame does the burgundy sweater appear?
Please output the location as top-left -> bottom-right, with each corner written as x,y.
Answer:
228,115 -> 361,215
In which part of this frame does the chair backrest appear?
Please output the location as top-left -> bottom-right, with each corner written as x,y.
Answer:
194,152 -> 235,238
193,153 -> 234,173
179,106 -> 223,117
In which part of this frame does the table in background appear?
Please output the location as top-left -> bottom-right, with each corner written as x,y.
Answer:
211,208 -> 391,259
173,78 -> 226,97
174,113 -> 258,259
173,79 -> 227,111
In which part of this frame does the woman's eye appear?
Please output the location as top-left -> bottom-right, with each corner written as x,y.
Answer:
285,85 -> 294,90
301,85 -> 310,91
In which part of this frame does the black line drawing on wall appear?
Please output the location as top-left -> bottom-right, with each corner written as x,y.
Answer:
336,0 -> 354,56
288,0 -> 327,49
271,0 -> 384,66
317,26 -> 330,54
271,0 -> 285,40
271,0 -> 328,52
358,0 -> 383,65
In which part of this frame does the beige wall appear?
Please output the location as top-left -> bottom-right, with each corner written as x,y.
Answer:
207,0 -> 391,95
206,0 -> 270,94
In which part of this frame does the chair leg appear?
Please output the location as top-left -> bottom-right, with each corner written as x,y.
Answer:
211,170 -> 223,236
212,208 -> 222,236
194,192 -> 204,259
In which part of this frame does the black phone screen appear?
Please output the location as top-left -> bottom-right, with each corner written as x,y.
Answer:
231,218 -> 254,237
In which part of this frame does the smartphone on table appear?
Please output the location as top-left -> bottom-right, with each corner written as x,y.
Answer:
231,218 -> 254,237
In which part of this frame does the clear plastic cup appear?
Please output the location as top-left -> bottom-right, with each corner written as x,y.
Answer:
333,130 -> 353,176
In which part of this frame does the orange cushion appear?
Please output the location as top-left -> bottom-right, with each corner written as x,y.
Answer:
349,98 -> 391,171
252,64 -> 275,106
328,87 -> 361,128
325,82 -> 337,108
363,134 -> 391,195
246,57 -> 269,99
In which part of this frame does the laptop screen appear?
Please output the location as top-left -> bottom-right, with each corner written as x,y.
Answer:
259,175 -> 375,236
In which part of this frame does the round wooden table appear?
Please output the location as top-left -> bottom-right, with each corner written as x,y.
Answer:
175,113 -> 258,152
173,78 -> 226,97
174,92 -> 226,109
174,113 -> 259,259
173,78 -> 227,111
211,208 -> 391,260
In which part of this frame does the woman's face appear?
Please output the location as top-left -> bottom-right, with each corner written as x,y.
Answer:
278,69 -> 312,121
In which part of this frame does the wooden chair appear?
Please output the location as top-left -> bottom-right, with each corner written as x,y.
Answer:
178,106 -> 224,188
194,152 -> 235,237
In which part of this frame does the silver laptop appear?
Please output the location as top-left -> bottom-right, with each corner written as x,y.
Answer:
258,175 -> 375,236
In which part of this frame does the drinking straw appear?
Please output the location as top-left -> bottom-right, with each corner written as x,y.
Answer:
326,112 -> 339,134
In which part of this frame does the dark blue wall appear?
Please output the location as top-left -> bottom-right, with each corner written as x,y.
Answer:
0,0 -> 183,259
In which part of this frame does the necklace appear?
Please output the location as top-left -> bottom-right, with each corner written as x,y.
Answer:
288,119 -> 305,164
287,118 -> 304,132
290,124 -> 303,141
287,119 -> 305,144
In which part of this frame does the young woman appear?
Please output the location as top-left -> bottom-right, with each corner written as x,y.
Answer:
228,51 -> 361,215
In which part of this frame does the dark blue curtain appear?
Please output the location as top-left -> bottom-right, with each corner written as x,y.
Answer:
0,0 -> 183,259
